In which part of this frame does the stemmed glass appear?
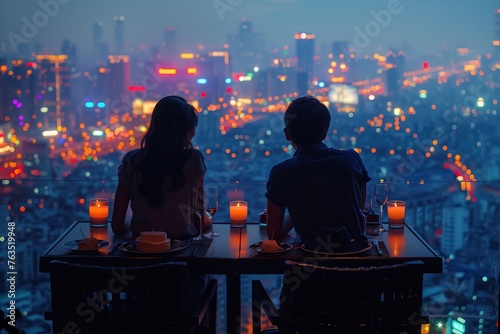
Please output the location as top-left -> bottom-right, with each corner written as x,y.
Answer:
203,185 -> 219,238
192,187 -> 205,241
359,184 -> 374,236
374,183 -> 389,233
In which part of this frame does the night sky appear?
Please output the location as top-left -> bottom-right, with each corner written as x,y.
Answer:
0,0 -> 498,61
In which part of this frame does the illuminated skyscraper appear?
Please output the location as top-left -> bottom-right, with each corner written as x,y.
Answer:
228,19 -> 266,73
494,8 -> 500,59
3,59 -> 39,134
93,21 -> 104,46
92,21 -> 108,61
0,58 -> 9,123
384,49 -> 406,99
114,16 -> 125,53
295,32 -> 315,95
330,41 -> 354,83
332,41 -> 349,58
36,55 -> 70,131
100,55 -> 131,102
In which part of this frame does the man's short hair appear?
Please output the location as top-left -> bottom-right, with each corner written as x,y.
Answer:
284,95 -> 331,146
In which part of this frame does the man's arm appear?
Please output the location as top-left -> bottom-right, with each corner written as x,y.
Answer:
266,199 -> 292,239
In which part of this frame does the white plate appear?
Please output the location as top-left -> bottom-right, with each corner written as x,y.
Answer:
119,239 -> 189,254
249,242 -> 292,255
64,239 -> 110,252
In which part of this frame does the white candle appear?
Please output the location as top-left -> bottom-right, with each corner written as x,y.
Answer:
89,198 -> 109,227
230,201 -> 248,227
387,200 -> 405,228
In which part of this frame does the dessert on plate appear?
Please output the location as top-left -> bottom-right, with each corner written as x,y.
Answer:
77,237 -> 99,250
135,231 -> 171,252
260,239 -> 282,252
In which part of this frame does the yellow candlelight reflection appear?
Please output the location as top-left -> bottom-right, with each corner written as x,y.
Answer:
387,228 -> 405,256
229,228 -> 240,257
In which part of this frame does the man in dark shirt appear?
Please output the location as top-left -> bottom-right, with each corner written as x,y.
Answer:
265,95 -> 371,242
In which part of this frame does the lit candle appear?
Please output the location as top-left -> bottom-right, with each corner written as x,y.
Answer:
230,201 -> 248,227
387,200 -> 405,228
89,198 -> 109,227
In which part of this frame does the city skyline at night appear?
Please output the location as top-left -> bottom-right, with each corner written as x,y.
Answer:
1,2 -> 500,333
0,0 -> 498,62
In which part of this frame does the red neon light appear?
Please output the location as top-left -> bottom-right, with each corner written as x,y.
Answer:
128,86 -> 146,92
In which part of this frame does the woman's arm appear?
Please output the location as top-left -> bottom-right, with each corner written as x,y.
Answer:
266,199 -> 292,239
198,175 -> 212,232
111,180 -> 131,234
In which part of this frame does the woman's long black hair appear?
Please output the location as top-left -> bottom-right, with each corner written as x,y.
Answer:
137,96 -> 198,207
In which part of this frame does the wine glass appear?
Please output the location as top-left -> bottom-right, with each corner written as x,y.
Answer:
192,188 -> 205,241
374,183 -> 389,233
359,184 -> 374,236
203,185 -> 219,238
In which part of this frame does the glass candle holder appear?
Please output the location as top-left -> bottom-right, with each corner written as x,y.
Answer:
387,200 -> 405,228
89,198 -> 109,227
229,201 -> 247,228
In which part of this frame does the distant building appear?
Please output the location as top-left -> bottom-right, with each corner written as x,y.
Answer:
228,19 -> 267,73
200,51 -> 231,104
255,66 -> 296,99
0,59 -> 38,134
36,55 -> 71,131
295,32 -> 315,95
61,39 -> 77,67
330,41 -> 355,83
113,16 -> 125,54
384,49 -> 406,101
93,21 -> 104,46
0,58 -> 8,120
163,27 -> 178,60
21,138 -> 50,178
441,203 -> 469,256
95,55 -> 131,106
93,21 -> 109,62
493,8 -> 500,59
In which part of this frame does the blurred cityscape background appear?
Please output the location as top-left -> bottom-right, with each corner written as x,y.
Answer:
0,1 -> 499,333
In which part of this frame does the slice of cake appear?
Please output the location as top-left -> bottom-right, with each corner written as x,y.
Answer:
260,239 -> 282,252
78,237 -> 99,250
135,231 -> 171,252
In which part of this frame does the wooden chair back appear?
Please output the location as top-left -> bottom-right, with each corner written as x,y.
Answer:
253,260 -> 427,333
46,260 -> 208,333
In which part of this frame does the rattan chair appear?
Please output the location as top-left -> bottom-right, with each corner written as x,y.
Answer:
45,260 -> 217,334
252,260 -> 427,334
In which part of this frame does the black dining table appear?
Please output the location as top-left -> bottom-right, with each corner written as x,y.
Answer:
39,221 -> 443,333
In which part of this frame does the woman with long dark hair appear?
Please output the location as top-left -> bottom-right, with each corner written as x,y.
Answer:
111,95 -> 211,238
